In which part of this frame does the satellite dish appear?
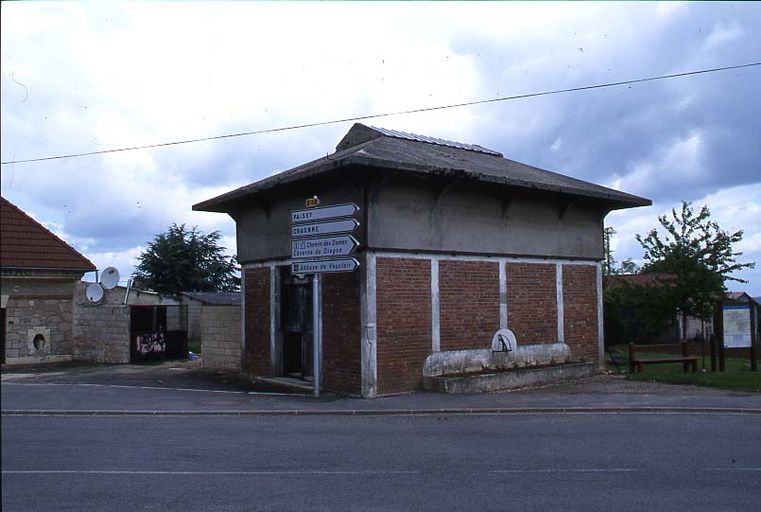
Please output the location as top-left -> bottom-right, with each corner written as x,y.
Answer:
100,267 -> 120,290
85,283 -> 105,303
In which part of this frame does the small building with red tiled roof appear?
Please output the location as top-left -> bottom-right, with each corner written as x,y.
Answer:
1,196 -> 96,364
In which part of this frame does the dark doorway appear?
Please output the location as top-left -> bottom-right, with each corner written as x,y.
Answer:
129,305 -> 188,363
0,308 -> 6,364
280,268 -> 313,379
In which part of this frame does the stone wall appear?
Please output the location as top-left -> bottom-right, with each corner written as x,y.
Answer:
3,296 -> 73,363
186,300 -> 203,343
72,303 -> 131,363
201,305 -> 241,371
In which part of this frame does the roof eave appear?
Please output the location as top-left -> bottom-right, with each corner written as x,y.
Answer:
193,153 -> 651,213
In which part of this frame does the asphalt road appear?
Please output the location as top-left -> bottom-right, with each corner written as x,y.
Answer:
3,413 -> 760,511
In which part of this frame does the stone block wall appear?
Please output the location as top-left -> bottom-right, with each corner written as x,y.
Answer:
3,296 -> 73,362
72,303 -> 130,363
186,300 -> 203,343
201,305 -> 241,371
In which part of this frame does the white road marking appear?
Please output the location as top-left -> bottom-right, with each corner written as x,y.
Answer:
704,468 -> 761,472
2,470 -> 419,476
491,468 -> 639,473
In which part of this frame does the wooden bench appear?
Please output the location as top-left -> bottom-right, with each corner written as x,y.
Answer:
628,342 -> 699,374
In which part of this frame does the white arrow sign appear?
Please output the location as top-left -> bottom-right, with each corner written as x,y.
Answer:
291,258 -> 360,274
291,203 -> 359,224
292,235 -> 359,259
292,218 -> 359,238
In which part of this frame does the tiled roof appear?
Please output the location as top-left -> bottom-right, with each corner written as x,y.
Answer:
181,291 -> 241,305
195,123 -> 651,213
0,196 -> 96,271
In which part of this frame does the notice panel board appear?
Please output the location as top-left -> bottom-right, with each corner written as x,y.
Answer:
723,304 -> 752,348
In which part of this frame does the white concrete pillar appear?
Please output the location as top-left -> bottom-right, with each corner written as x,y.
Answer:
431,258 -> 440,352
361,252 -> 378,397
556,262 -> 564,343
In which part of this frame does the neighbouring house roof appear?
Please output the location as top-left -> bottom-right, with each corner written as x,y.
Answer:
193,123 -> 651,213
181,291 -> 241,306
0,196 -> 96,272
726,291 -> 759,304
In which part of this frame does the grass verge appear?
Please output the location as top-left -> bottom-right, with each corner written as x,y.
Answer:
607,345 -> 761,393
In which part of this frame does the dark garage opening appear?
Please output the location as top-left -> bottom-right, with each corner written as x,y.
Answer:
130,305 -> 188,363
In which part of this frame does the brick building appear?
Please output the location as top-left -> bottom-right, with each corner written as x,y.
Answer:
194,124 -> 650,397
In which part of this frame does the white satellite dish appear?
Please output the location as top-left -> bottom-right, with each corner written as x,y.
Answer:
100,267 -> 120,290
85,283 -> 105,303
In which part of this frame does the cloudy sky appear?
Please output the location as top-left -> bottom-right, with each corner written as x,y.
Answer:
2,2 -> 759,294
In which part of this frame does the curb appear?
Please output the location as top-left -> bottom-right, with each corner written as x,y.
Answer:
3,407 -> 761,417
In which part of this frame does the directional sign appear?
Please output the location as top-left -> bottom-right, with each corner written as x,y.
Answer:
291,258 -> 360,275
291,203 -> 359,224
292,218 -> 359,238
292,235 -> 359,259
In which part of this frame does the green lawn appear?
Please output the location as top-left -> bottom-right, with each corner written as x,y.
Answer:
606,345 -> 761,392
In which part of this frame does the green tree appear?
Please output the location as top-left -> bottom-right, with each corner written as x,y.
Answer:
635,201 -> 754,338
133,223 -> 239,296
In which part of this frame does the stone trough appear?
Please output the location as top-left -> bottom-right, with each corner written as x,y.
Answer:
421,329 -> 597,394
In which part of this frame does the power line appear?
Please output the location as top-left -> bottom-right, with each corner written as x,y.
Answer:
3,61 -> 760,166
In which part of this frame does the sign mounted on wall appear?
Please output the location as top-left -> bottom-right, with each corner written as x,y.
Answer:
290,199 -> 362,398
291,235 -> 360,259
290,201 -> 361,275
291,203 -> 359,224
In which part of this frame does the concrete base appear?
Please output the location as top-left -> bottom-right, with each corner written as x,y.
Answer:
422,362 -> 597,394
2,355 -> 74,366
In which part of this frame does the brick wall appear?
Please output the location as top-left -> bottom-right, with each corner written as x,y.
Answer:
439,260 -> 500,351
201,305 -> 241,371
244,267 -> 271,378
506,263 -> 557,344
322,271 -> 362,395
563,264 -> 598,362
376,257 -> 431,394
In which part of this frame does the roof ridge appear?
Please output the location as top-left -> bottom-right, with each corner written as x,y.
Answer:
367,125 -> 503,156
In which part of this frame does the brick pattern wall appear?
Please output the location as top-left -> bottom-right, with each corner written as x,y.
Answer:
376,257 -> 431,394
322,272 -> 362,395
244,267 -> 271,378
73,304 -> 131,363
201,305 -> 241,371
563,265 -> 598,362
506,263 -> 557,344
440,260 -> 500,351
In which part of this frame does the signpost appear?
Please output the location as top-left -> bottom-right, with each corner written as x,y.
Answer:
291,200 -> 360,397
